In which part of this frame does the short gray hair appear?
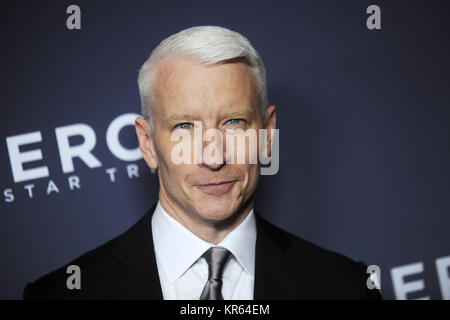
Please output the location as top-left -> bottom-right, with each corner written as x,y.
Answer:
137,25 -> 268,129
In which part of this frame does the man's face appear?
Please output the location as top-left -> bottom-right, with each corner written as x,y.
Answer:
137,56 -> 274,223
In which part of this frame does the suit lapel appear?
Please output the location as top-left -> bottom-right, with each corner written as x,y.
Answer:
109,203 -> 163,299
106,205 -> 303,299
253,212 -> 304,299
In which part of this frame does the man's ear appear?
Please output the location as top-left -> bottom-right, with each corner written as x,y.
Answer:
263,105 -> 277,157
135,117 -> 158,170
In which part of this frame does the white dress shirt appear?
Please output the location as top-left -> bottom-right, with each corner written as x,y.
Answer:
151,201 -> 256,300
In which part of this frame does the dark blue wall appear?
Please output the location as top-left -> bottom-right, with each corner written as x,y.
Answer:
1,0 -> 449,299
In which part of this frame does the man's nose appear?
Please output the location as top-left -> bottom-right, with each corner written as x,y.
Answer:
199,161 -> 225,171
198,127 -> 226,171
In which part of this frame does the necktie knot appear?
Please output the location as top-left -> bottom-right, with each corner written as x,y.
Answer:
203,246 -> 231,280
199,246 -> 231,300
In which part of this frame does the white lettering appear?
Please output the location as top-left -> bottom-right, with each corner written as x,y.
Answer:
6,131 -> 49,183
391,262 -> 429,300
55,123 -> 102,173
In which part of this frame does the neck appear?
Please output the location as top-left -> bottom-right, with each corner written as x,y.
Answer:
158,190 -> 253,245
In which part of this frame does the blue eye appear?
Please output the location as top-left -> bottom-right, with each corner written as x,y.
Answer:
226,119 -> 243,125
176,123 -> 193,129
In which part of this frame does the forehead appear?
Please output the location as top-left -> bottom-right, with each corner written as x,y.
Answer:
151,56 -> 260,119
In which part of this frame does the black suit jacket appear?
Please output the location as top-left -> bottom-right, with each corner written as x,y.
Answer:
23,204 -> 381,300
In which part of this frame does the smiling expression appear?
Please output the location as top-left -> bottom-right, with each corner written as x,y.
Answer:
138,55 -> 274,225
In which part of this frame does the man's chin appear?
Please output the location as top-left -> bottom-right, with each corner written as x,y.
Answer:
192,203 -> 239,224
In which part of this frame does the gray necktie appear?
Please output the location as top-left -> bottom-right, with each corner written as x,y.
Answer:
199,246 -> 231,300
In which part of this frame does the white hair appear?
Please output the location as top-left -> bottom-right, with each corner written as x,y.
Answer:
137,25 -> 268,129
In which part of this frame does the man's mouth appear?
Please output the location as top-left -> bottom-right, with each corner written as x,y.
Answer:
196,180 -> 237,196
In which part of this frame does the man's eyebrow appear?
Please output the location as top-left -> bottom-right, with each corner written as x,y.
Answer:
164,114 -> 199,122
164,110 -> 254,122
221,111 -> 253,118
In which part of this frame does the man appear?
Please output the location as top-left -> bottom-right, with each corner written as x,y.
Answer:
24,26 -> 381,300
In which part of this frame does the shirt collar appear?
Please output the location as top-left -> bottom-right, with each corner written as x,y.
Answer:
151,200 -> 256,284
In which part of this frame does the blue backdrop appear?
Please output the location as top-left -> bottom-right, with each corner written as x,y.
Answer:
1,0 -> 449,299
